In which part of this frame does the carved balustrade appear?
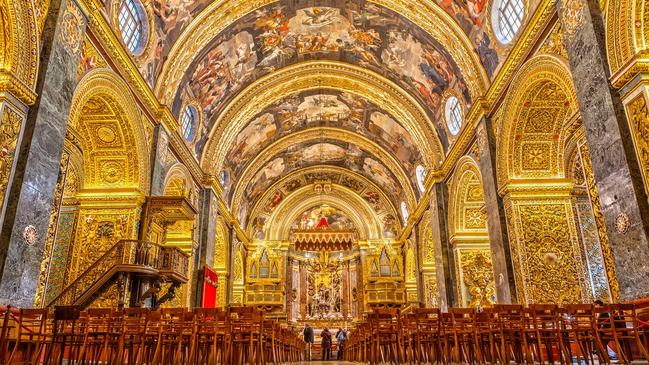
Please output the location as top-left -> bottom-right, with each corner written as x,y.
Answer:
48,240 -> 188,308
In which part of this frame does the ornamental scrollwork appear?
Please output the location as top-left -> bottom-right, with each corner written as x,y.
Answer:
0,107 -> 22,209
459,250 -> 495,308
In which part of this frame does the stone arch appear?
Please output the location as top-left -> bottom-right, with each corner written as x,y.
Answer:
266,184 -> 383,241
447,155 -> 494,308
605,0 -> 649,82
0,0 -> 39,104
498,55 -> 579,185
163,163 -> 194,198
448,156 -> 488,237
68,70 -> 150,192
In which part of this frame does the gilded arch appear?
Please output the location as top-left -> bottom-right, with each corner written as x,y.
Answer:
497,55 -> 579,185
447,156 -> 488,237
266,184 -> 383,241
229,127 -> 418,216
155,0 -> 489,107
201,61 -> 444,173
0,0 -> 39,104
67,70 -> 150,192
605,0 -> 649,86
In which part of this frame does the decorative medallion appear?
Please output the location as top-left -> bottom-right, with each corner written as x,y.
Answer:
615,212 -> 630,234
59,1 -> 84,56
561,0 -> 585,40
23,225 -> 38,245
96,126 -> 117,144
100,161 -> 123,184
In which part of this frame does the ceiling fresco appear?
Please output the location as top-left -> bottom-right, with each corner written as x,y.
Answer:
246,169 -> 402,241
125,0 -> 512,89
171,2 -> 472,142
213,91 -> 426,191
237,138 -> 405,207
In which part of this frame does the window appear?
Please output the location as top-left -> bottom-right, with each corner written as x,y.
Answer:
445,96 -> 463,136
492,0 -> 524,44
180,106 -> 197,140
118,0 -> 146,54
400,201 -> 410,223
416,165 -> 426,193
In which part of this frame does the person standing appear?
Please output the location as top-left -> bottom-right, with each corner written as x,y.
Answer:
321,327 -> 332,361
335,327 -> 347,360
303,323 -> 314,361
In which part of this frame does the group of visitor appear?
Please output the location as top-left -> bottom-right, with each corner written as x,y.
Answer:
303,323 -> 348,361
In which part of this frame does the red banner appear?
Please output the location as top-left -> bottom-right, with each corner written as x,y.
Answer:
201,265 -> 218,308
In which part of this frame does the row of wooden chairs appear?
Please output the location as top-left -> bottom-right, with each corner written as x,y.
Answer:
345,303 -> 649,365
0,306 -> 305,365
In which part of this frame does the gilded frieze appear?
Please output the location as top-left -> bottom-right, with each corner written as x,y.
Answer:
578,143 -> 620,300
0,106 -> 22,210
626,93 -> 649,199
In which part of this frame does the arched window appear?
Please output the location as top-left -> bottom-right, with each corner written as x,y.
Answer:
400,201 -> 410,223
180,106 -> 197,140
118,0 -> 147,54
416,165 -> 426,192
445,96 -> 463,136
492,0 -> 525,44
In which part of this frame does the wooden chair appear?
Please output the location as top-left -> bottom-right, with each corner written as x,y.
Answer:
528,304 -> 569,364
473,308 -> 498,364
194,308 -> 229,365
77,308 -> 122,365
228,306 -> 264,365
449,307 -> 477,364
494,304 -> 530,364
609,303 -> 649,363
6,308 -> 50,365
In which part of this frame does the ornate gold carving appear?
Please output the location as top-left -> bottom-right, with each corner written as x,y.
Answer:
561,0 -> 585,40
508,201 -> 586,304
539,25 -> 568,59
626,94 -> 649,198
498,55 -> 578,186
68,70 -> 150,191
59,1 -> 84,56
459,249 -> 495,308
0,107 -> 22,208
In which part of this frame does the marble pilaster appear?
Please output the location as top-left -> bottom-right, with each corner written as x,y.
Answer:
429,183 -> 458,309
558,0 -> 649,300
0,0 -> 86,306
190,187 -> 218,306
476,117 -> 517,304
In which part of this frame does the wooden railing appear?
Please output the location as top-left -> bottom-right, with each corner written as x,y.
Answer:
47,240 -> 189,308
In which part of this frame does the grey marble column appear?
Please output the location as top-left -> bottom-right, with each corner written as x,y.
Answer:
476,118 -> 517,304
190,188 -> 218,306
557,0 -> 649,300
429,183 -> 458,309
0,0 -> 86,306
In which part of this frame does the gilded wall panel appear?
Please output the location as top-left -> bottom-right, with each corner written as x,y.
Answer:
509,201 -> 586,304
456,249 -> 495,308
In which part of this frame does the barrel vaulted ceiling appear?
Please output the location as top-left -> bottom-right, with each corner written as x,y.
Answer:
107,0 -> 538,233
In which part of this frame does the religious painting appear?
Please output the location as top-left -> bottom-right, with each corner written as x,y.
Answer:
219,91 -> 424,196
241,139 -> 404,214
292,204 -> 355,231
125,0 -> 213,86
433,0 -> 501,76
383,214 -> 400,238
174,2 -> 471,153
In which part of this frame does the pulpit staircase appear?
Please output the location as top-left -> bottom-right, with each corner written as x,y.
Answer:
47,240 -> 189,309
